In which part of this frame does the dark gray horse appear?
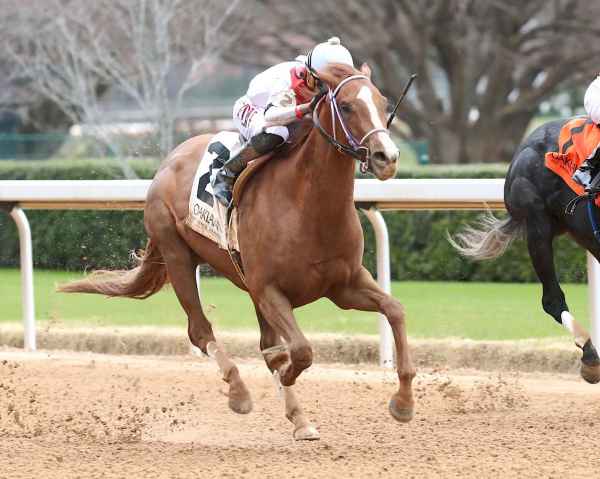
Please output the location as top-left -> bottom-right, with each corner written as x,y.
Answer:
451,118 -> 600,383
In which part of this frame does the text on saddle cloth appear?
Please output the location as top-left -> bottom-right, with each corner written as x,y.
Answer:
544,117 -> 600,205
185,131 -> 240,251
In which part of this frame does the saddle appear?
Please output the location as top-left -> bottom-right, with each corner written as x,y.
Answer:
545,117 -> 600,202
186,120 -> 312,255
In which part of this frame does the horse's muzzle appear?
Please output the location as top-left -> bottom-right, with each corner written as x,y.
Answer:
370,150 -> 399,180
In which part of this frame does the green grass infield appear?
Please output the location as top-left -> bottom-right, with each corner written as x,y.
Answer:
0,268 -> 589,341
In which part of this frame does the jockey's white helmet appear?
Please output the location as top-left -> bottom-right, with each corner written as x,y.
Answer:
307,37 -> 354,72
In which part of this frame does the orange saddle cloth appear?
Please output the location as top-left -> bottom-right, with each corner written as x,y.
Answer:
545,117 -> 600,202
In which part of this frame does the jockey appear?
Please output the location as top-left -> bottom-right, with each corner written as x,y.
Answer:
212,37 -> 354,206
572,74 -> 600,190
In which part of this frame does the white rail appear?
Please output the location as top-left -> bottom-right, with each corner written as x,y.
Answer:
2,179 -> 598,365
0,178 -> 505,210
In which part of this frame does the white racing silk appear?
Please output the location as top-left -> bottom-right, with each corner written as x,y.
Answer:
585,75 -> 600,125
233,61 -> 310,141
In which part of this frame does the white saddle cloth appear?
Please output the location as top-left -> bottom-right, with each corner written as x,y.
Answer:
185,131 -> 241,251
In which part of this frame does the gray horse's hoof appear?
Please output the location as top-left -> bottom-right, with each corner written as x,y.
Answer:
388,397 -> 414,423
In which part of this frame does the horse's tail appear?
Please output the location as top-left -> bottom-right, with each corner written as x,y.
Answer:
447,210 -> 524,260
57,239 -> 168,299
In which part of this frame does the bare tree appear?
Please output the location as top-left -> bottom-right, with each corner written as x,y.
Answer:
88,0 -> 247,155
231,0 -> 600,164
6,0 -> 247,175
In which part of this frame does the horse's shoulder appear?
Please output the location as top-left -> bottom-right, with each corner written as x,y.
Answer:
519,118 -> 575,156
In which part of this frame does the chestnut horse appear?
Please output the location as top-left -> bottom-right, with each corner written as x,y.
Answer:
59,63 -> 415,440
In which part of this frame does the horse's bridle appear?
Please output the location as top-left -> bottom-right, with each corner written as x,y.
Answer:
312,75 -> 389,173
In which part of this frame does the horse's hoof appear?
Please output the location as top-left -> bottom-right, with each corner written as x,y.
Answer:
293,424 -> 320,441
229,395 -> 253,414
228,382 -> 253,414
580,362 -> 600,384
388,397 -> 414,423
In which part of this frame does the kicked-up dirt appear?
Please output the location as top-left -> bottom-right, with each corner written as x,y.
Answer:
0,349 -> 598,478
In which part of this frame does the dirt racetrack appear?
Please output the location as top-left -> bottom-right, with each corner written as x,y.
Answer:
1,349 -> 599,478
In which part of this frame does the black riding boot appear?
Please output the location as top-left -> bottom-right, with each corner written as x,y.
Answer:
573,144 -> 600,192
213,132 -> 285,206
572,160 -> 596,191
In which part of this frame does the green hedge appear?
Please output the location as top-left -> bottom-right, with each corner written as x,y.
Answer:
0,159 -> 587,282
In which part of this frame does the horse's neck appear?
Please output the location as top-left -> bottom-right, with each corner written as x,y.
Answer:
291,128 -> 357,211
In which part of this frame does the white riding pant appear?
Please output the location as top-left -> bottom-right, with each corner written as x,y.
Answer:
233,96 -> 289,143
585,76 -> 600,125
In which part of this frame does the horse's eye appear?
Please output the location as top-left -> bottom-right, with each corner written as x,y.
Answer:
340,102 -> 353,114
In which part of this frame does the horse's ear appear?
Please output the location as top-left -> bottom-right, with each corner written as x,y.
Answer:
360,62 -> 372,78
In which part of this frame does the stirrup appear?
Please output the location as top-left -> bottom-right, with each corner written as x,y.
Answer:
213,186 -> 232,207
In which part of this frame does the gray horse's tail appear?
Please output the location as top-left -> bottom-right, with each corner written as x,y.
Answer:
447,211 -> 524,260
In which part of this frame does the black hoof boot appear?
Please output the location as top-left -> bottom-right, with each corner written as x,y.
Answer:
580,338 -> 600,384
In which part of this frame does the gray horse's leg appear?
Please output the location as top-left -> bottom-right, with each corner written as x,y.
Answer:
523,209 -> 600,384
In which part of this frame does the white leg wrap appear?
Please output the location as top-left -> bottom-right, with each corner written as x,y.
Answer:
272,371 -> 284,398
561,311 -> 575,334
561,311 -> 588,348
261,344 -> 288,356
206,341 -> 219,358
206,341 -> 225,375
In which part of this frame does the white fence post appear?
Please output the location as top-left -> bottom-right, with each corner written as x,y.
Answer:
9,207 -> 36,351
361,207 -> 395,368
587,253 -> 600,349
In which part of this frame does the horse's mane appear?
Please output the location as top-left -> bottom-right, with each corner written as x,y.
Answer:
317,63 -> 363,89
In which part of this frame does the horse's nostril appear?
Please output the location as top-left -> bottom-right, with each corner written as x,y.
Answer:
372,151 -> 397,164
372,151 -> 387,164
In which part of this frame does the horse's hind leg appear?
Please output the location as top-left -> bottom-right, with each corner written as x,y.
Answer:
329,267 -> 415,423
147,204 -> 253,413
525,209 -> 600,384
256,308 -> 319,441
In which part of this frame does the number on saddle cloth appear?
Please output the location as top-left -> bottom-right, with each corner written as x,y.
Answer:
196,141 -> 231,207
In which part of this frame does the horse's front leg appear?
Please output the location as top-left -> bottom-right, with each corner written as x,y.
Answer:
254,286 -> 313,386
329,267 -> 415,422
526,217 -> 600,384
252,292 -> 320,440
